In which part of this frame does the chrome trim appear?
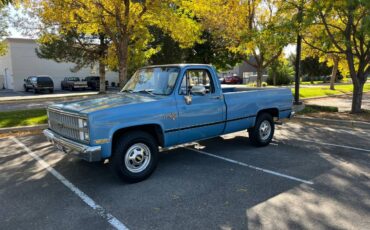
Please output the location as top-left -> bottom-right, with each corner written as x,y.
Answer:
43,129 -> 101,162
48,107 -> 87,119
47,108 -> 89,143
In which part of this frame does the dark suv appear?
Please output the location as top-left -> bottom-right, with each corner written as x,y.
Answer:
84,76 -> 108,91
24,76 -> 54,94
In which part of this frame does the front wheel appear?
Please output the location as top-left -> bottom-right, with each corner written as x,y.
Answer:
111,131 -> 158,183
248,113 -> 274,147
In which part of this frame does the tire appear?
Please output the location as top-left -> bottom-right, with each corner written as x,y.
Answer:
111,131 -> 158,183
24,85 -> 28,92
34,88 -> 38,94
69,86 -> 74,91
248,113 -> 274,147
49,89 -> 54,93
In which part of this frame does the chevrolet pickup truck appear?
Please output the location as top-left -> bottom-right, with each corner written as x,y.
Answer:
44,64 -> 293,182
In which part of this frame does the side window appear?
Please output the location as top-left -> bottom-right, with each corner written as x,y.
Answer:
179,69 -> 214,95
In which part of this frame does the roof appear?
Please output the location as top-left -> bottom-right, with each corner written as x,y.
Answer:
5,37 -> 36,44
142,64 -> 213,68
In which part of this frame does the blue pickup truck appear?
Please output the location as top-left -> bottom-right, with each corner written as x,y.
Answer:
44,64 -> 293,182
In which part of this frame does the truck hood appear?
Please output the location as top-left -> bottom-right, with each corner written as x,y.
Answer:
49,93 -> 159,114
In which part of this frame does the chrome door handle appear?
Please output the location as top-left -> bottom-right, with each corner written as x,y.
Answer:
210,96 -> 222,99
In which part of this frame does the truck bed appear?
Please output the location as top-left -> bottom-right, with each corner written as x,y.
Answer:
221,86 -> 293,134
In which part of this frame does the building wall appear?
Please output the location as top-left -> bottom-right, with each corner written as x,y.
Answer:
0,42 -> 14,89
4,38 -> 119,91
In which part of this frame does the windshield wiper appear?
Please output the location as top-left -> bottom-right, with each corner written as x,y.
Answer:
121,89 -> 134,93
135,89 -> 155,96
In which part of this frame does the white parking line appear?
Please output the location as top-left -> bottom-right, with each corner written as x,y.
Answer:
185,147 -> 314,185
11,137 -> 129,230
294,139 -> 370,153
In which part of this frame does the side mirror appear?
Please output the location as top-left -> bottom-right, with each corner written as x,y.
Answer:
184,95 -> 192,105
191,85 -> 206,95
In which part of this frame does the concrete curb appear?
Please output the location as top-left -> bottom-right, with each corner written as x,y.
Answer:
0,93 -> 99,104
293,116 -> 370,130
0,124 -> 48,134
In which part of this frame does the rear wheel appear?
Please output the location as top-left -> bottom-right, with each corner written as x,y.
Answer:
248,113 -> 274,147
33,88 -> 38,94
24,85 -> 28,92
111,131 -> 158,183
49,89 -> 54,93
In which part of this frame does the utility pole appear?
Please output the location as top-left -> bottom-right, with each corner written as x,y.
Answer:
294,4 -> 303,105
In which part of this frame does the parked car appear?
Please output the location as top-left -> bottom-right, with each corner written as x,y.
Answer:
61,77 -> 88,91
224,75 -> 243,84
219,77 -> 225,84
84,76 -> 108,91
24,75 -> 54,94
43,64 -> 293,183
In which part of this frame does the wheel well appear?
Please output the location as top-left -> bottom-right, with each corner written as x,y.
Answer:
112,124 -> 164,149
257,108 -> 279,119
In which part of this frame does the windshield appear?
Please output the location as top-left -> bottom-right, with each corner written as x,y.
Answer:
122,67 -> 179,95
37,77 -> 52,82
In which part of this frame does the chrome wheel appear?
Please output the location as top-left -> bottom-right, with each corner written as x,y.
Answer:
259,120 -> 271,141
124,143 -> 151,173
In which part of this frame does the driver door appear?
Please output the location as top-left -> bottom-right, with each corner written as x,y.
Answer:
175,68 -> 225,144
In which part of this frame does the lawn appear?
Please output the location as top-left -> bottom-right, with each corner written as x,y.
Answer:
0,109 -> 47,128
294,83 -> 370,98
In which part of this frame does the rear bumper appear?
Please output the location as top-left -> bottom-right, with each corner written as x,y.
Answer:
43,129 -> 101,162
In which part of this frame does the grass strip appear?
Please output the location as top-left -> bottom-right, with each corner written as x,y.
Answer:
0,109 -> 47,128
294,83 -> 370,98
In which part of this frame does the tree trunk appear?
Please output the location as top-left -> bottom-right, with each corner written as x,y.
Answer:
351,81 -> 364,113
98,34 -> 107,94
99,59 -> 106,94
272,72 -> 276,86
118,36 -> 129,87
256,68 -> 263,87
330,56 -> 338,90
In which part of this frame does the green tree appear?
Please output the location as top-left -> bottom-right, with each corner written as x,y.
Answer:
36,31 -> 110,93
185,0 -> 293,87
300,57 -> 331,83
267,58 -> 294,85
309,0 -> 370,113
149,29 -> 242,70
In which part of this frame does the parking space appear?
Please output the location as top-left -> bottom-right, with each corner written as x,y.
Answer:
1,120 -> 369,229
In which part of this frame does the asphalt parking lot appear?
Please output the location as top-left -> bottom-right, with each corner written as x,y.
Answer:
1,120 -> 369,230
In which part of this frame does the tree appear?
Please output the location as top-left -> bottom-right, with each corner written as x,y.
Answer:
34,0 -> 203,86
149,29 -> 242,70
185,0 -> 293,87
300,57 -> 331,83
309,0 -> 370,113
36,31 -> 110,93
0,1 -> 10,56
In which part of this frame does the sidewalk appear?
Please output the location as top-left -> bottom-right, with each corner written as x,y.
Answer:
304,92 -> 370,112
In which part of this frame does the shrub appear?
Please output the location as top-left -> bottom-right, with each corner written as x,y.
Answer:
267,62 -> 294,85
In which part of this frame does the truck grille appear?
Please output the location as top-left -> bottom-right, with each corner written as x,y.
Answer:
47,109 -> 86,141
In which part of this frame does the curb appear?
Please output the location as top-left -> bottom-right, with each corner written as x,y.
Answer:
0,94 -> 98,104
0,124 -> 48,134
293,116 -> 370,130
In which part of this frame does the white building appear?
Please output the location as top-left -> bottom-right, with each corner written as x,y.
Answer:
0,38 -> 119,91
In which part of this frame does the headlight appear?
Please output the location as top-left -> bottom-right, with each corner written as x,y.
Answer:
78,118 -> 89,141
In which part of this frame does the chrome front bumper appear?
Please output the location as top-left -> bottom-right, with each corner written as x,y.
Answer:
43,129 -> 101,162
